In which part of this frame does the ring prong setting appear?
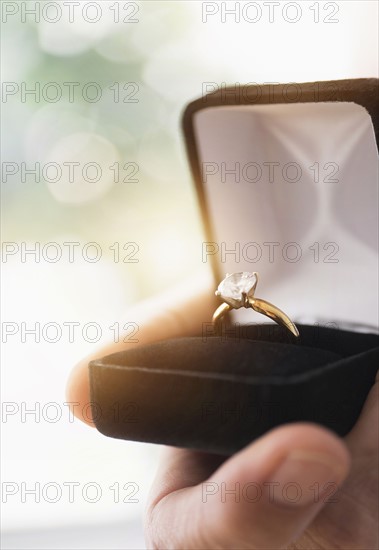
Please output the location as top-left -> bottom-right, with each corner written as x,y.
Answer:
216,272 -> 258,309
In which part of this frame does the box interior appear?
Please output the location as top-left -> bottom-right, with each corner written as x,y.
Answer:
192,101 -> 378,332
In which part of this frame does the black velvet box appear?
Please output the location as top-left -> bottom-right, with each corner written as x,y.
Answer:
90,79 -> 379,455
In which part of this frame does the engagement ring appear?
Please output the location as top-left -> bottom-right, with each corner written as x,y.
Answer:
212,272 -> 299,338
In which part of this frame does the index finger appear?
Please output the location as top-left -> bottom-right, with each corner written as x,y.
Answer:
66,269 -> 216,424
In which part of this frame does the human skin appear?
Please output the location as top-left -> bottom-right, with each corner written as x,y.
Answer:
66,271 -> 378,549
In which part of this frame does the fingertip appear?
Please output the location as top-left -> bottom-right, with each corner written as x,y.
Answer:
214,422 -> 351,488
203,423 -> 351,549
65,355 -> 94,426
345,371 -> 378,454
270,422 -> 351,473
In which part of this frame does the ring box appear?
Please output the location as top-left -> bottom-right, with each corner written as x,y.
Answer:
90,79 -> 379,455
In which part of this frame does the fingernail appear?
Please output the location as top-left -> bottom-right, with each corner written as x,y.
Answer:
269,450 -> 345,507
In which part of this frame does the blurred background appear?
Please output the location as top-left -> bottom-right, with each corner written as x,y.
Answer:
1,1 -> 378,548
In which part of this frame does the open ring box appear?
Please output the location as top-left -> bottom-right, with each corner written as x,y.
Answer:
89,79 -> 379,455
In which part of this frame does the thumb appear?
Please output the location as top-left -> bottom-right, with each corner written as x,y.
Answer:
345,370 -> 379,456
198,423 -> 351,549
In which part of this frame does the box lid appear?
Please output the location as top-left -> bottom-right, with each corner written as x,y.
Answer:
182,79 -> 379,332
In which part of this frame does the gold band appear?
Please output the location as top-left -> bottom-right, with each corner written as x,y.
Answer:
212,272 -> 299,338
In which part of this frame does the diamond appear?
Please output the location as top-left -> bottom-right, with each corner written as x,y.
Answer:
216,272 -> 258,309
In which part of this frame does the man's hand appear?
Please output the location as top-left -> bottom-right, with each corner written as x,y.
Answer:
144,381 -> 377,549
66,272 -> 378,549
